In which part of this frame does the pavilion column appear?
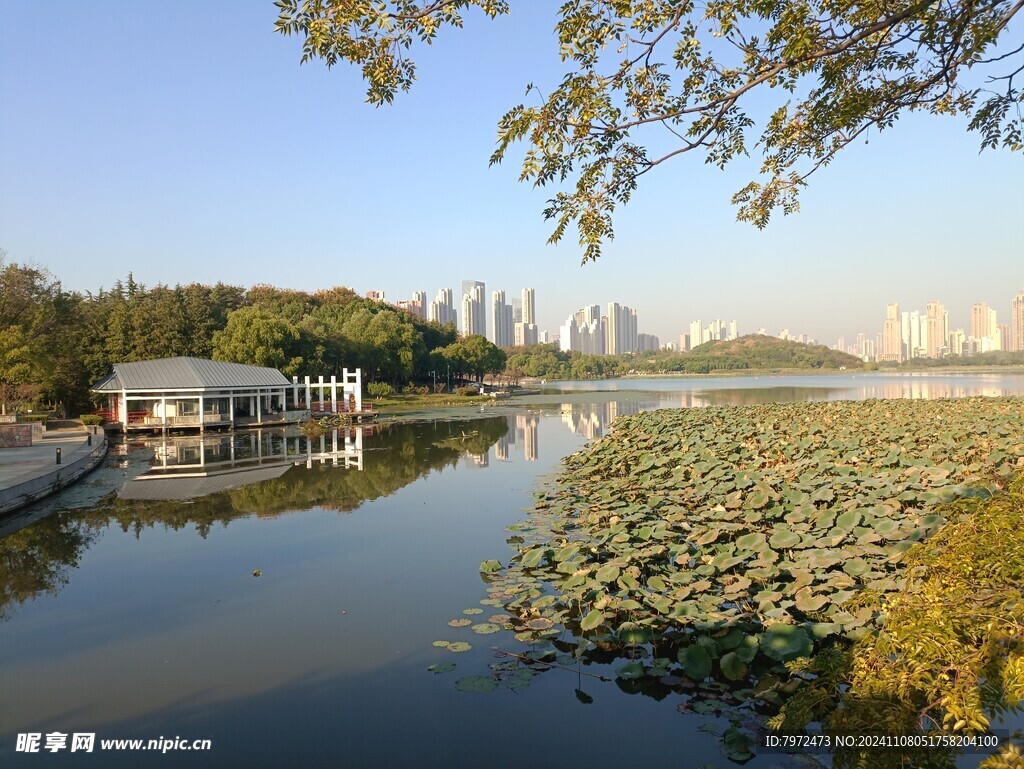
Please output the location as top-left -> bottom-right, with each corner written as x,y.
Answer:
161,397 -> 167,433
256,391 -> 262,423
293,376 -> 299,408
318,376 -> 325,412
331,375 -> 337,413
229,394 -> 235,427
198,395 -> 205,432
304,376 -> 311,410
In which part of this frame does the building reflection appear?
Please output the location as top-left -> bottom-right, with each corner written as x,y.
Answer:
560,400 -> 643,440
516,414 -> 538,461
121,428 -> 365,500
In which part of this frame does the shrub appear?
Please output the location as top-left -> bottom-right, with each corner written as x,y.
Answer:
455,386 -> 480,397
80,414 -> 105,426
18,414 -> 49,424
367,382 -> 395,398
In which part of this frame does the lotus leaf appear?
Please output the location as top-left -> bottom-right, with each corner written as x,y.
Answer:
479,560 -> 502,573
760,624 -> 813,662
447,642 -> 472,653
455,675 -> 497,693
720,652 -> 748,681
471,623 -> 501,635
448,618 -> 472,627
427,663 -> 456,674
769,529 -> 801,549
679,644 -> 713,680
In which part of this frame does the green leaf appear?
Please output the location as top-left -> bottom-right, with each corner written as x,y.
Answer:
679,644 -> 713,680
580,609 -> 604,631
760,624 -> 813,662
720,652 -> 748,681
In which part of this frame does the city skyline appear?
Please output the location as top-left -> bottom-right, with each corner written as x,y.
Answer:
1,3 -> 1020,350
367,280 -> 1024,359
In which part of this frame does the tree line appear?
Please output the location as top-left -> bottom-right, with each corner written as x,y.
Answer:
0,257 -> 507,416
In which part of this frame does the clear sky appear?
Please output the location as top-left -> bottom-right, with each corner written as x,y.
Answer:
1,1 -> 1021,346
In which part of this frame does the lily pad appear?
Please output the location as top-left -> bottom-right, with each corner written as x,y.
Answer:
427,663 -> 456,674
471,623 -> 501,635
679,644 -> 713,680
447,642 -> 472,653
455,675 -> 497,693
448,618 -> 472,627
760,624 -> 813,662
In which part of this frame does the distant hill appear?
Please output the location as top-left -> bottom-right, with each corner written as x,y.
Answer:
683,335 -> 863,371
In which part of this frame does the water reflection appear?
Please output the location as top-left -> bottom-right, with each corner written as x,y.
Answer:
561,399 -> 646,439
120,429 -> 365,501
3,374 -> 1024,768
0,418 -> 511,621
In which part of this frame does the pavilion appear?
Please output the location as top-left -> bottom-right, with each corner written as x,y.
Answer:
91,357 -> 363,432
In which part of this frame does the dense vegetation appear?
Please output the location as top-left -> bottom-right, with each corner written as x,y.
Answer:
0,257 -> 506,415
459,398 -> 1024,763
505,336 -> 863,381
889,350 -> 1024,369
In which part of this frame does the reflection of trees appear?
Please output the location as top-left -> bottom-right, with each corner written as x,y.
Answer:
0,418 -> 509,618
0,514 -> 97,620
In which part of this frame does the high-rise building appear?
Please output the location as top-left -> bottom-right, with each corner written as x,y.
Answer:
925,300 -> 949,358
679,333 -> 690,352
971,302 -> 996,340
881,303 -> 902,363
460,280 -> 486,337
606,303 -> 639,354
559,315 -> 578,353
522,288 -> 536,326
728,320 -> 739,340
689,320 -> 702,350
514,322 -> 538,347
637,333 -> 660,352
998,323 -> 1010,352
1013,291 -> 1024,352
411,291 -> 427,319
490,290 -> 513,347
429,287 -> 457,326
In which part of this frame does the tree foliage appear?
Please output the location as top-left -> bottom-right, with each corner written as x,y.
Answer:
275,0 -> 1024,260
0,255 -> 484,413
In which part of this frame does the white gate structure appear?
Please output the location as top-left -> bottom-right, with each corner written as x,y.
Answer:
293,369 -> 363,414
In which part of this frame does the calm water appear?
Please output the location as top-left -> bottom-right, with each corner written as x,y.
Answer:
3,373 -> 1024,768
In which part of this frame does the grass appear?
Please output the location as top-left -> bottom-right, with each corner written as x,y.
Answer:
369,392 -> 488,415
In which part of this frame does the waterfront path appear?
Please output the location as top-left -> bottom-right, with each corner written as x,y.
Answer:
0,430 -> 108,515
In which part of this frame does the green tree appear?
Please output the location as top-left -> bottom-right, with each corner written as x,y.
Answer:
212,306 -> 306,374
275,0 -> 1023,260
0,256 -> 63,414
438,335 -> 507,383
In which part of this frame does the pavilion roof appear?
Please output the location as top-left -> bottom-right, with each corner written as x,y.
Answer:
91,357 -> 292,392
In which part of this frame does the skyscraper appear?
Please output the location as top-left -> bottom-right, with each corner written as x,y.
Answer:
411,291 -> 427,319
522,288 -> 536,326
490,290 -> 513,347
1013,290 -> 1024,352
689,320 -> 702,350
429,287 -> 456,326
925,300 -> 949,358
460,281 -> 486,337
881,303 -> 902,363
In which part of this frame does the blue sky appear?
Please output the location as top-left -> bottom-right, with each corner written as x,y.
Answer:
1,1 -> 1021,345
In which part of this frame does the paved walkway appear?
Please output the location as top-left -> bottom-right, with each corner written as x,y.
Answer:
0,429 -> 107,514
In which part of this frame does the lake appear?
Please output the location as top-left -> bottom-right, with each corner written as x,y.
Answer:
3,372 -> 1024,767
